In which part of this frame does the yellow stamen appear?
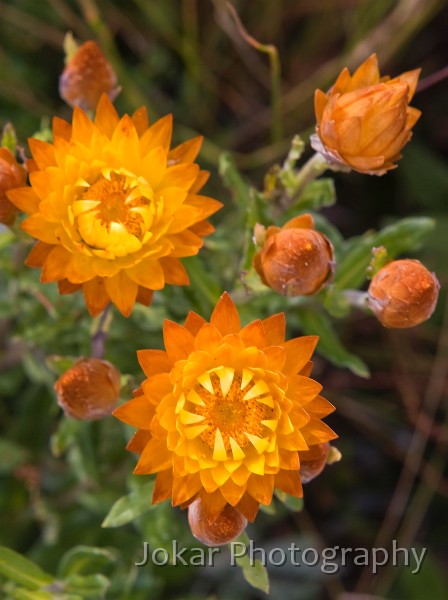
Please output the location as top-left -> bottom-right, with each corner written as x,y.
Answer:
189,368 -> 274,454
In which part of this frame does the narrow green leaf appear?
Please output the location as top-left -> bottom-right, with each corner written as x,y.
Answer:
2,587 -> 54,600
294,178 -> 336,211
275,490 -> 304,512
298,308 -> 370,378
0,229 -> 16,250
0,547 -> 54,590
102,481 -> 155,528
58,546 -> 118,578
334,217 -> 435,290
219,152 -> 252,209
233,533 -> 270,594
184,255 -> 222,313
63,573 -> 110,597
1,122 -> 18,153
259,501 -> 276,515
50,418 -> 81,457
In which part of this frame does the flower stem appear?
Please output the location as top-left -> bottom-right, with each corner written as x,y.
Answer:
91,304 -> 112,359
342,290 -> 369,311
290,152 -> 329,204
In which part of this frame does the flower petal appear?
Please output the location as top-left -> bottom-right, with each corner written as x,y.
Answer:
163,321 -> 195,362
104,271 -> 138,316
210,292 -> 241,335
83,277 -> 110,316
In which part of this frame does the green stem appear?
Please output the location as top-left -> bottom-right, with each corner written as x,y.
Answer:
341,290 -> 369,311
278,152 -> 329,213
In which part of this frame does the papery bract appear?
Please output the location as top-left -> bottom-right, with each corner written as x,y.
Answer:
313,54 -> 421,174
113,292 -> 337,524
8,96 -> 222,316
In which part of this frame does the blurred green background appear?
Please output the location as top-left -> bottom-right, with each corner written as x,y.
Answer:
0,0 -> 447,599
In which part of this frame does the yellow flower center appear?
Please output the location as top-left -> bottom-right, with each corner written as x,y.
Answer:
72,170 -> 156,258
188,367 -> 274,455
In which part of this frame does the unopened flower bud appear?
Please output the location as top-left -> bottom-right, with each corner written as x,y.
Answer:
253,214 -> 334,296
0,147 -> 27,225
312,53 -> 421,175
59,40 -> 119,111
367,259 -> 440,328
188,498 -> 247,546
54,358 -> 120,420
299,442 -> 330,484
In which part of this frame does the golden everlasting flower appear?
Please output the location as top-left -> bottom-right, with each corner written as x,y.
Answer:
367,259 -> 440,328
54,357 -> 121,420
253,214 -> 334,296
113,292 -> 337,524
8,96 -> 222,316
59,40 -> 119,112
312,54 -> 421,174
0,147 -> 27,225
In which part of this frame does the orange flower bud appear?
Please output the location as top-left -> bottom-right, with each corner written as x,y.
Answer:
54,358 -> 121,420
312,54 -> 421,175
188,499 -> 247,546
299,442 -> 330,484
59,41 -> 119,111
0,147 -> 26,225
253,214 -> 334,296
368,259 -> 440,328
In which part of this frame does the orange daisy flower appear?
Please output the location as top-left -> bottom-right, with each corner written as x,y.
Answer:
113,292 -> 337,524
312,54 -> 421,174
8,96 -> 222,316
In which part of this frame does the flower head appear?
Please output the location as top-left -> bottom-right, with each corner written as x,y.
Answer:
59,40 -> 119,112
8,96 -> 222,316
113,292 -> 337,523
54,357 -> 121,420
312,54 -> 421,174
368,259 -> 439,328
253,214 -> 334,296
0,147 -> 27,225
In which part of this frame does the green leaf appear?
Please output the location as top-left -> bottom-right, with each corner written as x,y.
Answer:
2,587 -> 54,600
259,501 -> 276,515
298,308 -> 370,378
219,152 -> 264,275
102,481 -> 155,528
0,228 -> 16,250
58,546 -> 118,578
136,501 -> 184,560
275,490 -> 304,512
63,573 -> 110,598
294,178 -> 336,211
50,418 -> 82,457
46,355 -> 77,376
0,547 -> 54,590
184,255 -> 222,313
1,123 -> 18,153
334,217 -> 435,290
219,152 -> 252,209
233,533 -> 269,594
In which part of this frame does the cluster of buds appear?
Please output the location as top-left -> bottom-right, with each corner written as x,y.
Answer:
54,358 -> 121,420
253,214 -> 334,297
367,259 -> 440,328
